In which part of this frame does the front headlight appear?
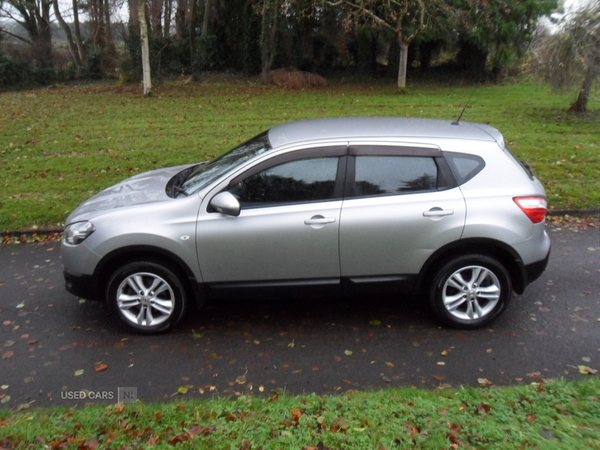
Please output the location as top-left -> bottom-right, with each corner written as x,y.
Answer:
64,221 -> 96,245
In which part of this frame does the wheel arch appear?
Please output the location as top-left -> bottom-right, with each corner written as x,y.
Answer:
94,245 -> 207,308
415,238 -> 527,297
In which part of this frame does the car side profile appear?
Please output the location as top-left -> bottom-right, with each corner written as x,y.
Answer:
61,117 -> 550,333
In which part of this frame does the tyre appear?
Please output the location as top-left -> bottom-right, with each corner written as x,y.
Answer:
106,261 -> 188,334
429,254 -> 512,329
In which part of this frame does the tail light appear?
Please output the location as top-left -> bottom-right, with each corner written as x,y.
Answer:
514,197 -> 547,223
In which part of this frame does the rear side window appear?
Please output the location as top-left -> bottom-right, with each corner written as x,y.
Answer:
444,153 -> 485,185
352,156 -> 438,197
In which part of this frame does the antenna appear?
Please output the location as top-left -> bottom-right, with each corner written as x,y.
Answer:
452,87 -> 478,125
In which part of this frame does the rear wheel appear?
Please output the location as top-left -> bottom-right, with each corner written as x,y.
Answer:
106,261 -> 188,334
429,254 -> 512,329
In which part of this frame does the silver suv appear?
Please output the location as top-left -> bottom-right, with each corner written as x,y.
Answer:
61,118 -> 550,334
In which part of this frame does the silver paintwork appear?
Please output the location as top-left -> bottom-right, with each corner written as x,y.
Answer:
62,117 -> 550,329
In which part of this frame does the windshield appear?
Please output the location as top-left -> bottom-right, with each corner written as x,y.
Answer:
182,131 -> 272,195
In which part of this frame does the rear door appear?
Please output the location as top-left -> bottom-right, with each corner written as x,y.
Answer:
339,145 -> 466,290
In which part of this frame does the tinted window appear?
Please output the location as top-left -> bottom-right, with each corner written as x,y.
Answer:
444,153 -> 485,185
352,156 -> 438,197
230,157 -> 339,207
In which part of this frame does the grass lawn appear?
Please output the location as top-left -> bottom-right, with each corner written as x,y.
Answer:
0,79 -> 598,232
1,377 -> 599,449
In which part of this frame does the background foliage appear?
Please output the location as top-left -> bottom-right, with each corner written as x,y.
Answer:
0,80 -> 598,231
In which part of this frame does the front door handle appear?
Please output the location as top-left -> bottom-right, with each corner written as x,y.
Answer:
423,208 -> 454,217
304,216 -> 336,225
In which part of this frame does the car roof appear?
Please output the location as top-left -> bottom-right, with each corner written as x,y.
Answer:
267,117 -> 504,148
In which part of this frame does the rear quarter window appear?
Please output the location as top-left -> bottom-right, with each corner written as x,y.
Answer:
444,153 -> 485,185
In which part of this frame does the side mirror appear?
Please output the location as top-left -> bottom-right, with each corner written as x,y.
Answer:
209,191 -> 241,217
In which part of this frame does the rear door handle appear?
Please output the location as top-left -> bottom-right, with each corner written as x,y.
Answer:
423,208 -> 454,217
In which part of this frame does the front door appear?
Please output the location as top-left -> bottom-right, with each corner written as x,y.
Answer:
196,153 -> 346,296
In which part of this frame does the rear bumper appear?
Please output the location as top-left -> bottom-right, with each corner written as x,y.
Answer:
64,271 -> 102,301
524,244 -> 551,286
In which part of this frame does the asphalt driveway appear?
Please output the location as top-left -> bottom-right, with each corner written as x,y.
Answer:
0,224 -> 598,409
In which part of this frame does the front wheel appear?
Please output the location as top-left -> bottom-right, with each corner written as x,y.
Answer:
106,261 -> 188,334
429,254 -> 512,329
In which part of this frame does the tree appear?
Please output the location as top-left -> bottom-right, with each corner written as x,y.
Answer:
453,0 -> 557,79
325,0 -> 443,87
52,0 -> 86,70
260,0 -> 279,82
139,0 -> 152,94
531,1 -> 600,112
0,0 -> 53,67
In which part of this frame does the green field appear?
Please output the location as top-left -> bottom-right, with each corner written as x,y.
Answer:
0,80 -> 598,231
1,378 -> 599,449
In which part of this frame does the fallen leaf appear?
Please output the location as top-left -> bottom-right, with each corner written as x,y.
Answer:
477,378 -> 494,387
434,374 -> 446,381
16,302 -> 25,309
369,319 -> 381,325
2,351 -> 14,359
578,365 -> 598,375
385,362 -> 395,368
177,386 -> 189,394
95,363 -> 109,372
74,369 -> 84,376
344,350 -> 353,356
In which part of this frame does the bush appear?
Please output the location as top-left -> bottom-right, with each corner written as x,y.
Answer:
0,56 -> 27,88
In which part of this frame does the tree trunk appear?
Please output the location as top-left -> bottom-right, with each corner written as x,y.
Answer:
202,0 -> 214,37
72,0 -> 86,63
397,37 -> 408,88
164,0 -> 172,37
33,0 -> 53,68
139,0 -> 152,96
129,0 -> 140,25
569,66 -> 597,113
260,0 -> 278,83
53,0 -> 82,68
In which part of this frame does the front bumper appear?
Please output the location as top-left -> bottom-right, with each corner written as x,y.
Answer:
64,271 -> 102,301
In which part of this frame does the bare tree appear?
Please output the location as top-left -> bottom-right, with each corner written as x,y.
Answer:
531,1 -> 600,112
260,0 -> 279,82
52,0 -> 87,69
139,0 -> 152,95
325,0 -> 442,87
0,0 -> 53,67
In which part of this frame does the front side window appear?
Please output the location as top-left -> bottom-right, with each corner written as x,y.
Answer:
229,157 -> 339,208
352,156 -> 438,197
